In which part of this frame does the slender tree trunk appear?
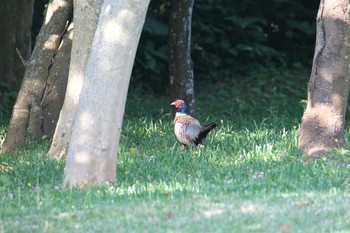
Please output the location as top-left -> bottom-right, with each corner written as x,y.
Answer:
64,0 -> 150,186
47,0 -> 103,158
42,23 -> 73,136
169,0 -> 195,117
0,0 -> 33,92
299,0 -> 350,161
1,0 -> 73,152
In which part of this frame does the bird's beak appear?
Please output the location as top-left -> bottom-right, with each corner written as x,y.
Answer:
171,102 -> 175,106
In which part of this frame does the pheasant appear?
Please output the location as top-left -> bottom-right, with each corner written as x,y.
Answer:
171,99 -> 217,146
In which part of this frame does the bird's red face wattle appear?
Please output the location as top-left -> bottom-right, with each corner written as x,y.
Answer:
175,100 -> 183,108
174,99 -> 184,108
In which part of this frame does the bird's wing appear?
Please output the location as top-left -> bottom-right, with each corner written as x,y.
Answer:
174,115 -> 201,145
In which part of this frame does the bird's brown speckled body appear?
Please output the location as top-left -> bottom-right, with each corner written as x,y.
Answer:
171,100 -> 217,146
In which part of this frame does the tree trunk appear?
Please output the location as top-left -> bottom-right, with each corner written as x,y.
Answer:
1,0 -> 73,152
0,0 -> 33,92
298,0 -> 350,161
47,0 -> 103,159
42,23 -> 73,136
64,0 -> 150,186
169,0 -> 195,117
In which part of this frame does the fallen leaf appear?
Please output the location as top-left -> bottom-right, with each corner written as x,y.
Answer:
165,211 -> 173,221
279,224 -> 290,231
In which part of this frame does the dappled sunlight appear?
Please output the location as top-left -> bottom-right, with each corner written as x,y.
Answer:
103,20 -> 122,43
73,151 -> 90,164
78,111 -> 94,131
300,103 -> 346,157
95,6 -> 137,73
45,0 -> 69,25
117,115 -> 350,197
102,8 -> 134,45
331,91 -> 343,110
65,73 -> 84,101
113,179 -> 203,197
323,0 -> 348,21
43,35 -> 60,50
240,203 -> 259,213
2,103 -> 350,231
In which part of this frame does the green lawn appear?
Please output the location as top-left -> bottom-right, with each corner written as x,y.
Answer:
1,68 -> 350,232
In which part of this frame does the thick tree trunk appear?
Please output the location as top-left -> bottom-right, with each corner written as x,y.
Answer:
0,0 -> 33,91
2,0 -> 73,152
169,0 -> 195,117
299,0 -> 350,161
47,0 -> 103,159
64,0 -> 150,186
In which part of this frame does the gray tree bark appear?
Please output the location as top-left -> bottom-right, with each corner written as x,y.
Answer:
299,0 -> 350,161
2,0 -> 72,153
42,23 -> 73,136
64,0 -> 150,186
169,0 -> 195,117
47,0 -> 103,159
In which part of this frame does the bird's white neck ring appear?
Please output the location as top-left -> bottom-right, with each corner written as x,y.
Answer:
175,112 -> 187,116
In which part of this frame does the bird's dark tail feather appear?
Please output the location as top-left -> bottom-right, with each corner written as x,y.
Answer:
194,122 -> 217,146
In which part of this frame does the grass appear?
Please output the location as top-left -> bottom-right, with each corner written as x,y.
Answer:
1,68 -> 350,232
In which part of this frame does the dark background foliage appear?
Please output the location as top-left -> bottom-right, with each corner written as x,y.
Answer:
0,0 -> 319,117
133,0 -> 319,94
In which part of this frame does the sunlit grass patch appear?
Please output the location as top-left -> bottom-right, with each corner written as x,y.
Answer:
1,71 -> 350,232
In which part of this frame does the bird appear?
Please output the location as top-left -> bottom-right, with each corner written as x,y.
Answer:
171,99 -> 217,146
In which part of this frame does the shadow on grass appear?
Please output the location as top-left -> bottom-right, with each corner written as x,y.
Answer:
1,114 -> 349,197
